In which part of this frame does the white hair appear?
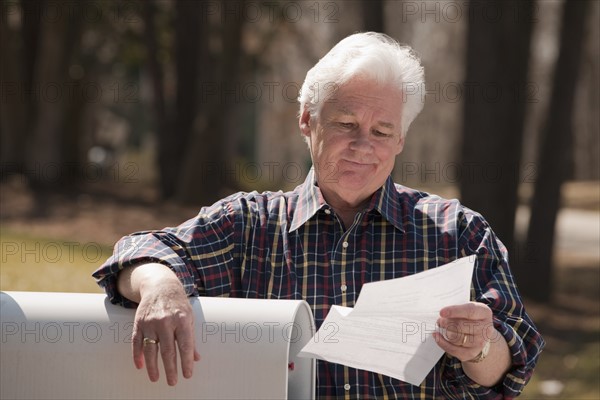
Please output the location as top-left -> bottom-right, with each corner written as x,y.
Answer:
298,32 -> 425,138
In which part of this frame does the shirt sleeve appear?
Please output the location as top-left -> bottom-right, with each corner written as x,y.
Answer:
91,198 -> 240,308
439,206 -> 545,399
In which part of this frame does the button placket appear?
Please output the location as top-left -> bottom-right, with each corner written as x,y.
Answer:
337,231 -> 354,307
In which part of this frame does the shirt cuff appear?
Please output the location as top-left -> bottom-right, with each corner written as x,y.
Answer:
93,233 -> 201,307
447,316 -> 529,399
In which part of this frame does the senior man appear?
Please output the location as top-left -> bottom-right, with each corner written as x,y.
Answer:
93,32 -> 544,398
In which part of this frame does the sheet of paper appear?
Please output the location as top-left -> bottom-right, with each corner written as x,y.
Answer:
298,256 -> 475,386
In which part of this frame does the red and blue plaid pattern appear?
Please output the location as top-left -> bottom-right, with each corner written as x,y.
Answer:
94,169 -> 544,399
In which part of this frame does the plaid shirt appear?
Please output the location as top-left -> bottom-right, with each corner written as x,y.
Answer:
94,169 -> 544,399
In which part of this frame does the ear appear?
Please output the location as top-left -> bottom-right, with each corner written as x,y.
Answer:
394,136 -> 405,155
299,108 -> 312,138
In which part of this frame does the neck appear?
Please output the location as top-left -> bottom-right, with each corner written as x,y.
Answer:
337,210 -> 360,230
320,190 -> 370,229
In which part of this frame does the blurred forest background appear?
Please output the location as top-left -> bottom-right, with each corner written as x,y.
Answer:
0,0 -> 598,398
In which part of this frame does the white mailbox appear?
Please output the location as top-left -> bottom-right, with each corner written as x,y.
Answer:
0,291 -> 315,399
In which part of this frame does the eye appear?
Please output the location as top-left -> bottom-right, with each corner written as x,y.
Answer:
338,122 -> 356,130
373,130 -> 392,138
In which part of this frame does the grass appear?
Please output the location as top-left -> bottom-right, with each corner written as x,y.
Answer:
524,333 -> 600,399
520,265 -> 600,399
0,229 -> 109,293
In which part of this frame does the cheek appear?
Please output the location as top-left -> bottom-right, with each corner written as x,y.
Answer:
317,135 -> 344,157
312,139 -> 327,158
376,147 -> 398,163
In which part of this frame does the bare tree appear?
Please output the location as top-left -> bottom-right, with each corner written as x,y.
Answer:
0,0 -> 27,173
142,0 -> 245,205
522,0 -> 590,302
176,0 -> 246,205
171,0 -> 202,197
142,0 -> 174,199
1,0 -> 44,179
21,0 -> 83,200
460,0 -> 535,255
362,0 -> 384,32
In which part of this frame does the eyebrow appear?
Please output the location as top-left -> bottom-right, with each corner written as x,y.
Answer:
335,107 -> 396,130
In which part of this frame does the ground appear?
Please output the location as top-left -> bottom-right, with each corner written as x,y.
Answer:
1,176 -> 598,399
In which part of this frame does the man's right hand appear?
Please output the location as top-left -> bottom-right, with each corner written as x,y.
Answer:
117,263 -> 201,386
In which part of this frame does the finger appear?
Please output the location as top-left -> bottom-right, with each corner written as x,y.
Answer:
131,321 -> 145,370
433,332 -> 480,362
440,302 -> 491,321
142,335 -> 161,382
437,317 -> 491,339
176,321 -> 198,379
438,326 -> 473,348
159,333 -> 179,386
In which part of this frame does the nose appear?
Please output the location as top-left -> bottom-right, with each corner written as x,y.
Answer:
349,128 -> 374,153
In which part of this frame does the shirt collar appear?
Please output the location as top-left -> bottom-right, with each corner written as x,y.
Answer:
367,175 -> 406,233
290,169 -> 405,233
290,168 -> 327,232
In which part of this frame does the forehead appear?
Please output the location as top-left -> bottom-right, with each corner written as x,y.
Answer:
323,79 -> 403,122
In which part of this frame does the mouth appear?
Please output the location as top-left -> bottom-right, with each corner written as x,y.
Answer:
342,159 -> 372,167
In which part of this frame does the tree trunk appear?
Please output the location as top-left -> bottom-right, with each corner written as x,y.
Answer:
26,2 -> 70,194
0,0 -> 44,178
3,0 -> 86,193
172,0 -> 202,190
460,0 -> 534,255
142,0 -> 172,199
362,0 -> 385,32
176,0 -> 246,205
60,9 -> 84,191
522,0 -> 590,302
0,0 -> 26,175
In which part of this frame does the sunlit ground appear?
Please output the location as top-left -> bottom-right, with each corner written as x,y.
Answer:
0,230 -> 108,293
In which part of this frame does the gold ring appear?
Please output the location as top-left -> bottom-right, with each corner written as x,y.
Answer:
143,337 -> 159,346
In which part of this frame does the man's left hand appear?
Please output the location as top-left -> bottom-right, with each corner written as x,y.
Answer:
433,302 -> 496,362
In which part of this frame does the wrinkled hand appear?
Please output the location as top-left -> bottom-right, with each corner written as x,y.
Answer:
131,282 -> 201,385
433,302 -> 496,362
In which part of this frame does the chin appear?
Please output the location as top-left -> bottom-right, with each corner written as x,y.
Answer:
343,169 -> 385,186
338,181 -> 378,201
338,176 -> 369,190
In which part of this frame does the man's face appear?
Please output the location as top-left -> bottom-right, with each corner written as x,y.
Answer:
300,79 -> 405,208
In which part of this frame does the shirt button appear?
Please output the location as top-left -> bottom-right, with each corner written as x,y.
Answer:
342,241 -> 349,248
344,383 -> 351,391
341,284 -> 347,292
324,209 -> 331,215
